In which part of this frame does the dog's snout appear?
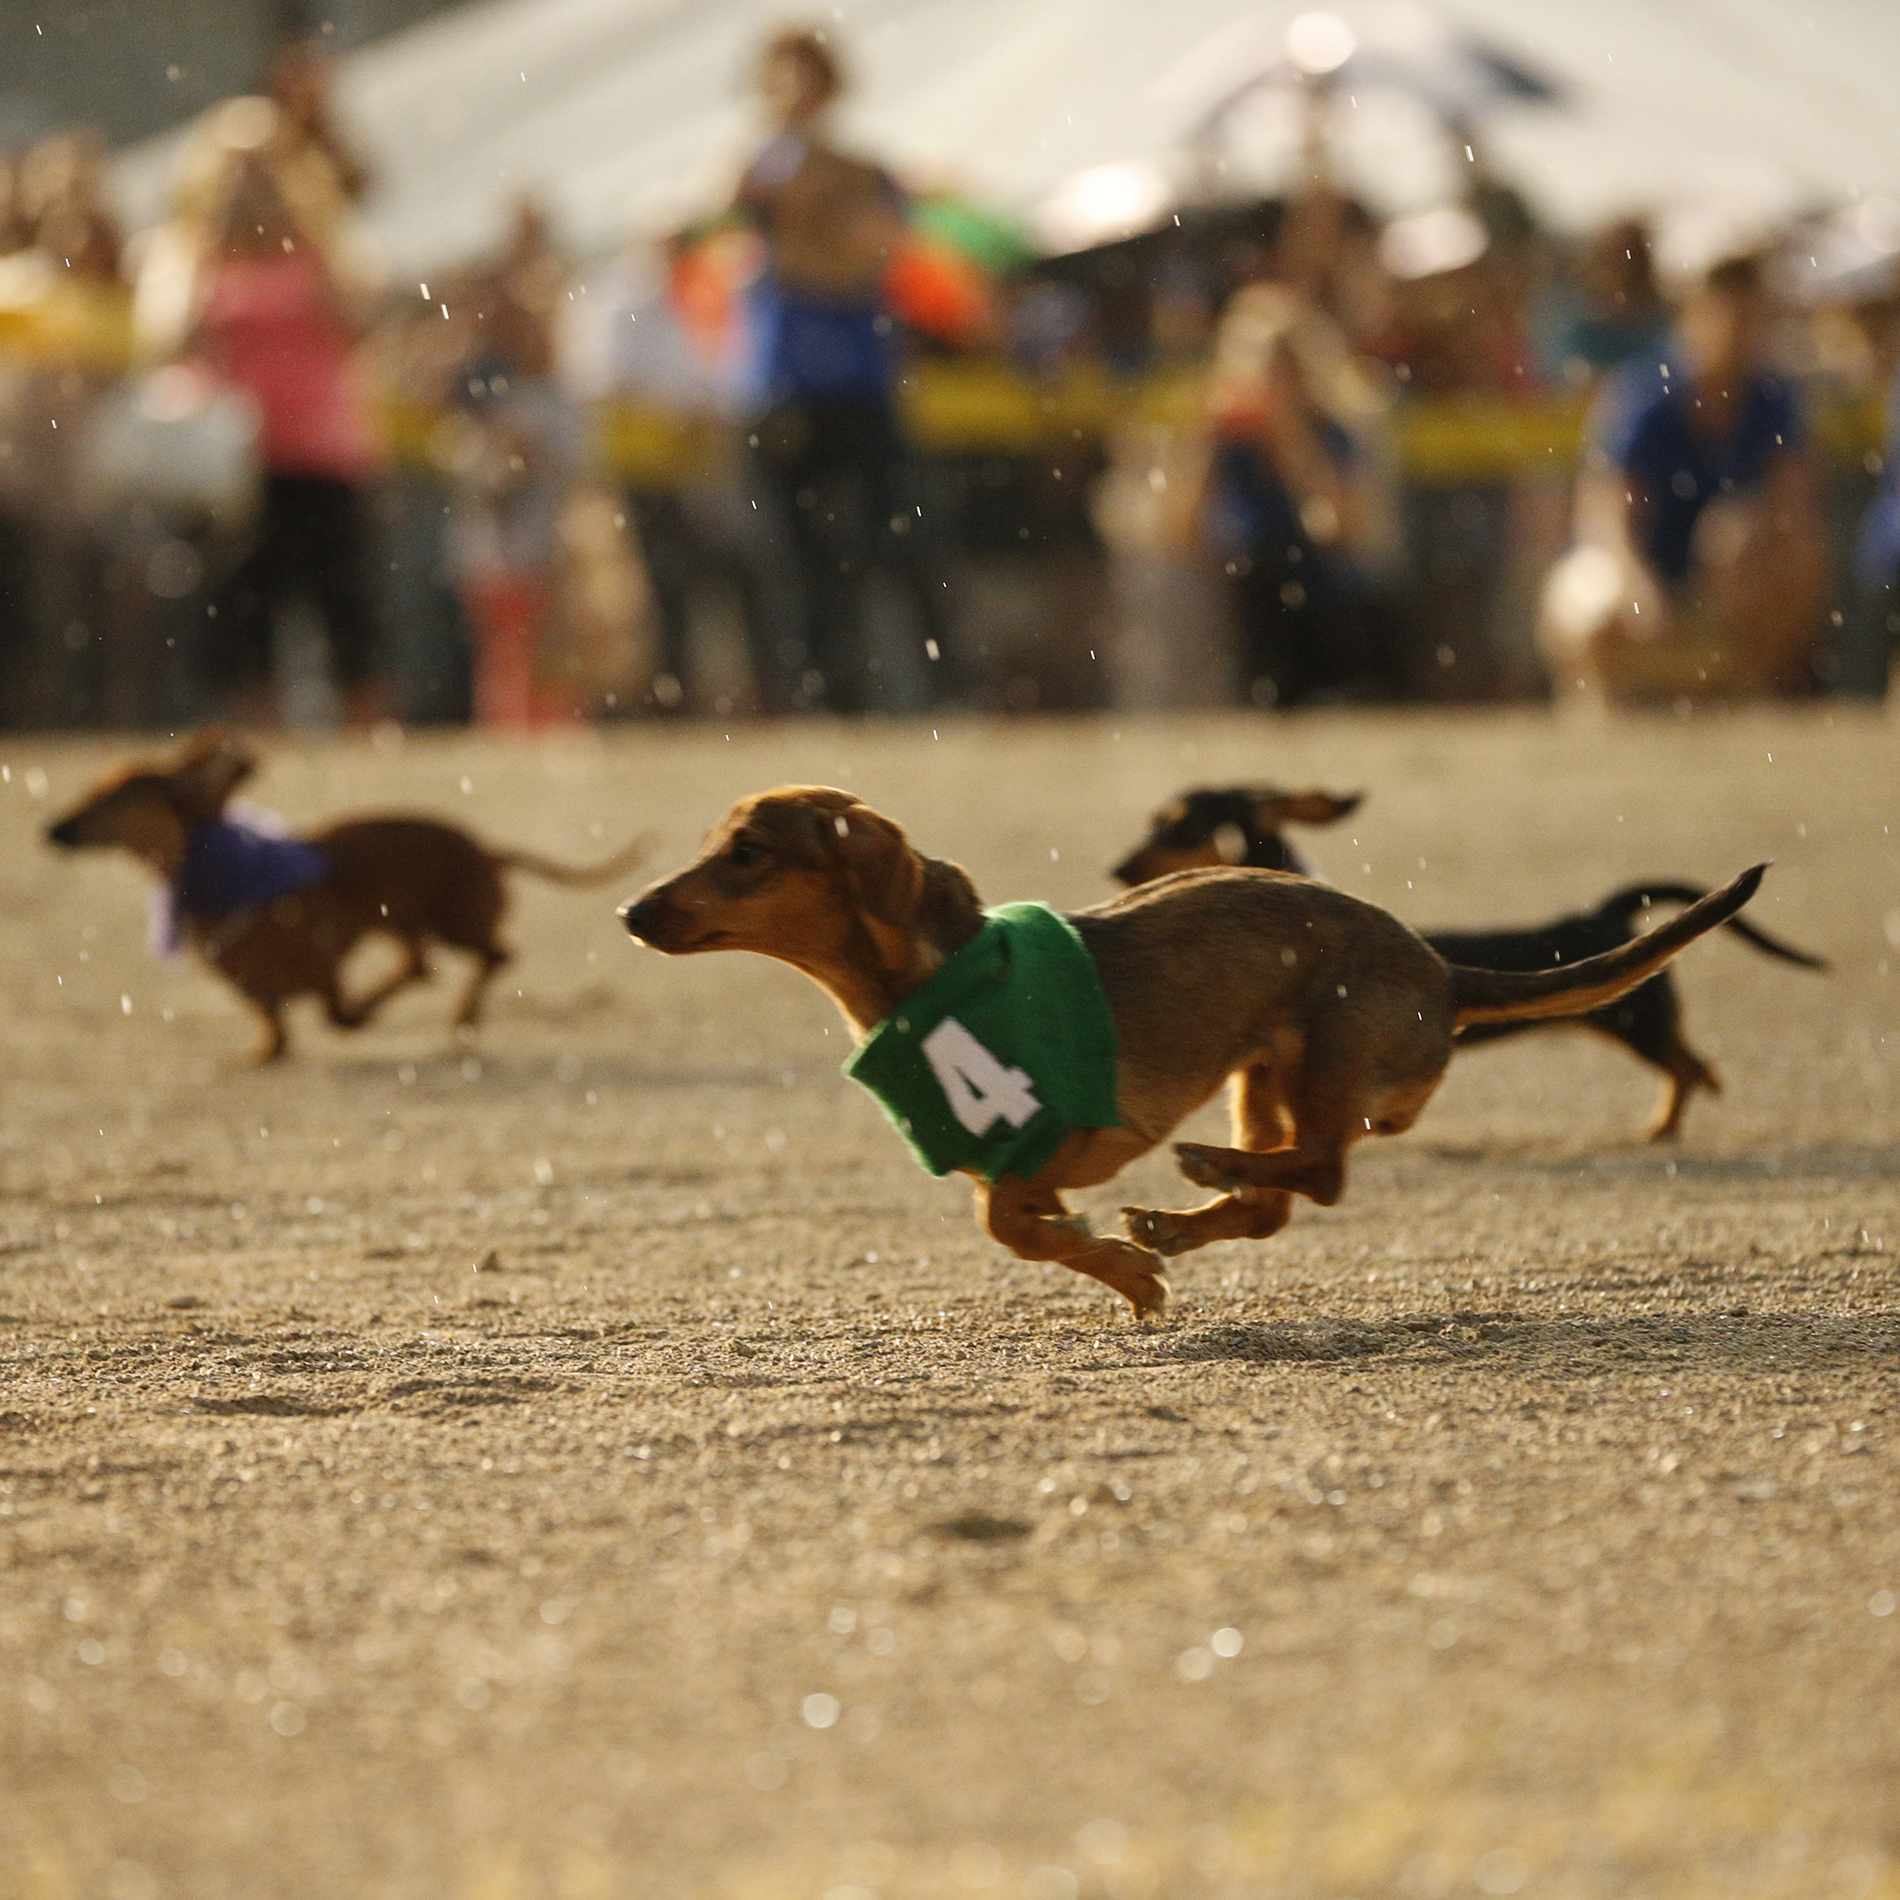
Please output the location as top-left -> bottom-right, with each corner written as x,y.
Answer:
619,895 -> 664,943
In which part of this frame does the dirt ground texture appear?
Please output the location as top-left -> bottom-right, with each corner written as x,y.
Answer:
2,710 -> 1898,1900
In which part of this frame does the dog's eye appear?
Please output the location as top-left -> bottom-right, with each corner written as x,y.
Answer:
726,838 -> 768,871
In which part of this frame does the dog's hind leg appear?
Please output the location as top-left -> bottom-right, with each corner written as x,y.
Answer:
452,945 -> 511,1029
1174,1131 -> 1349,1203
1172,1035 -> 1433,1205
979,1175 -> 1170,1318
1122,1063 -> 1296,1257
248,998 -> 289,1063
1647,1040 -> 1720,1141
1591,980 -> 1721,1141
435,873 -> 511,1030
326,936 -> 430,1031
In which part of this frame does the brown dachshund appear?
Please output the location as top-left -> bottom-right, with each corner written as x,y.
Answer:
620,786 -> 1766,1316
1113,784 -> 1826,1139
46,730 -> 649,1060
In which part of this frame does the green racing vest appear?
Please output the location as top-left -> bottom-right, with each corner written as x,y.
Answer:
842,902 -> 1121,1183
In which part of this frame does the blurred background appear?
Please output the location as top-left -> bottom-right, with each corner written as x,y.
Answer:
0,0 -> 1896,732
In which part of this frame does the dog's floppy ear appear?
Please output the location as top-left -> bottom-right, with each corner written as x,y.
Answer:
824,803 -> 923,928
916,852 -> 985,950
1255,788 -> 1361,829
169,727 -> 257,821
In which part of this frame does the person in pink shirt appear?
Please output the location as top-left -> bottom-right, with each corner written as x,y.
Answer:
191,152 -> 385,725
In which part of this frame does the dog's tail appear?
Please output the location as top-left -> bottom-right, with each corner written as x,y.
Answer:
1451,865 -> 1768,1028
493,831 -> 655,887
1596,880 -> 1827,970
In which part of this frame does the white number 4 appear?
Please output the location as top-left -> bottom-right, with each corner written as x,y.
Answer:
921,1018 -> 1040,1137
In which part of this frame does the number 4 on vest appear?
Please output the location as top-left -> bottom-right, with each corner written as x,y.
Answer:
922,1018 -> 1040,1136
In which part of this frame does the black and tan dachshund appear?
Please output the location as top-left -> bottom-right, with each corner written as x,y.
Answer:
1113,785 -> 1826,1139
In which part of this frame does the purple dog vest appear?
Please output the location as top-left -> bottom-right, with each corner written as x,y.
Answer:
153,812 -> 331,956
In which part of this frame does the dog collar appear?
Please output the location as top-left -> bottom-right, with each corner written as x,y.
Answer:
843,902 -> 1121,1184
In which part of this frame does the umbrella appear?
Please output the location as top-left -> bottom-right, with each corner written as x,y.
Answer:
884,234 -> 995,345
910,194 -> 1037,277
1170,2 -> 1566,148
884,193 -> 1038,348
1778,198 -> 1900,307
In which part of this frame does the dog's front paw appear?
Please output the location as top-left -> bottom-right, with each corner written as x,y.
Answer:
1090,1237 -> 1171,1319
1122,1263 -> 1171,1320
1174,1142 -> 1241,1191
1120,1206 -> 1195,1258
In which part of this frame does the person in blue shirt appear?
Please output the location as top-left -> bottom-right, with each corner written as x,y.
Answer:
1840,353 -> 1900,697
733,28 -> 948,714
1539,254 -> 1827,701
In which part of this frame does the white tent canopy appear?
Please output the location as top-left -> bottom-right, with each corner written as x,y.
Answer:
118,0 -> 1900,276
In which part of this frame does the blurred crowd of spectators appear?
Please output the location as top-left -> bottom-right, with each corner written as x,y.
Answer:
0,26 -> 1897,732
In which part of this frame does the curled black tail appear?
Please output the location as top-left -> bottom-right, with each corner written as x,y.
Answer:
1452,865 -> 1767,1028
1598,881 -> 1827,971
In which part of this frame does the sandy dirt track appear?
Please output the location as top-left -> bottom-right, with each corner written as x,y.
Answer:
2,710 -> 1898,1900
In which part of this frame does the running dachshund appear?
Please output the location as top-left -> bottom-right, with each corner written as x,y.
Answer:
46,730 -> 649,1060
1113,785 -> 1825,1139
621,785 -> 1767,1315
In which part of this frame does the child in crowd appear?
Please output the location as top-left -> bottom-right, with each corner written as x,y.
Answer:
444,274 -> 583,727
